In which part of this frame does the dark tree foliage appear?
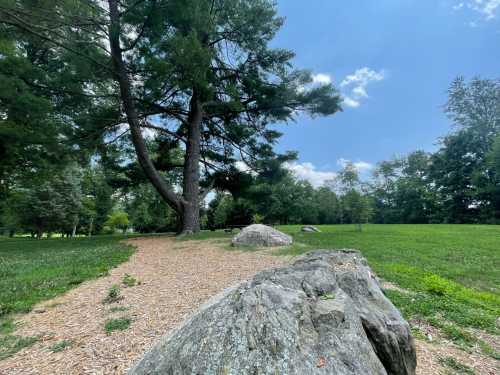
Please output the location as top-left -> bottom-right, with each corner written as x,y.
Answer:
0,0 -> 342,234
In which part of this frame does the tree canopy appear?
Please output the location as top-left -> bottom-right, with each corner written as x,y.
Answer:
0,0 -> 342,234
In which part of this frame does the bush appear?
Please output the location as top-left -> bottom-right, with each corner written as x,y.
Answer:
104,211 -> 129,233
423,274 -> 454,296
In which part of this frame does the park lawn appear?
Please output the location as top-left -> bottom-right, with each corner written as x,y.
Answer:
278,224 -> 499,294
0,235 -> 135,359
0,225 -> 498,359
190,224 -> 500,351
278,224 -> 500,356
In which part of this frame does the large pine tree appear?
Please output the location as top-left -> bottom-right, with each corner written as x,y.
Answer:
1,0 -> 342,234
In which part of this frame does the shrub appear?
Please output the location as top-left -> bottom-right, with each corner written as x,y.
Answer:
423,274 -> 454,296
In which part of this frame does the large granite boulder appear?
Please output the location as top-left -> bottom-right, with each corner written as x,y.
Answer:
302,225 -> 321,233
231,224 -> 293,247
129,250 -> 416,375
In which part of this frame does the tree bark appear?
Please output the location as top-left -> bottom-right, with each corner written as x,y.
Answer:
36,226 -> 43,240
107,0 -> 183,219
180,92 -> 203,235
88,217 -> 93,237
71,216 -> 79,238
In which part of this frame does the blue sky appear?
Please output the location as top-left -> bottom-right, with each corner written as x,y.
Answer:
271,0 -> 500,186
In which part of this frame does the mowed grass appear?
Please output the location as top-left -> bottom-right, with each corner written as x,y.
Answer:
0,235 -> 135,316
190,225 -> 500,341
0,235 -> 135,359
278,224 -> 499,294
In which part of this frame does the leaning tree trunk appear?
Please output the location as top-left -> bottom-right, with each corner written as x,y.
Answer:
71,216 -> 79,238
108,0 -> 188,230
180,92 -> 203,235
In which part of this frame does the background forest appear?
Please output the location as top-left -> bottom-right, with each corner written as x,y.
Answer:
0,1 -> 498,238
1,76 -> 499,237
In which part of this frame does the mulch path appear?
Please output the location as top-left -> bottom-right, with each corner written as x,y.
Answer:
0,237 -> 287,375
0,236 -> 497,374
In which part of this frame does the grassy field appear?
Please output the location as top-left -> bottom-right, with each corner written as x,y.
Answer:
277,225 -> 499,341
0,235 -> 135,359
0,224 -> 499,360
191,224 -> 500,355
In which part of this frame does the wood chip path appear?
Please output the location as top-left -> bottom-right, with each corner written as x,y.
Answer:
0,237 -> 287,374
1,236 -> 497,374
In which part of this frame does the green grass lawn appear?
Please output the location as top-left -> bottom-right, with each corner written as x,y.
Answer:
0,235 -> 135,359
276,225 -> 500,340
0,235 -> 135,316
190,224 -> 500,346
0,225 -> 499,360
278,224 -> 499,294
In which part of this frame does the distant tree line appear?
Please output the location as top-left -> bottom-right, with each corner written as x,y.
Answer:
207,77 -> 500,227
0,57 -> 497,238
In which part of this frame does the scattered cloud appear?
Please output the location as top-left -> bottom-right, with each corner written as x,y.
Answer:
311,73 -> 332,85
340,67 -> 385,108
342,97 -> 361,108
285,160 -> 375,187
453,1 -> 500,20
297,72 -> 332,94
475,0 -> 500,19
337,158 -> 374,172
284,162 -> 337,188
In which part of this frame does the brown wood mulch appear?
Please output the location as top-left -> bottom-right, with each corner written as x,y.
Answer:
0,236 -> 497,374
0,237 -> 287,375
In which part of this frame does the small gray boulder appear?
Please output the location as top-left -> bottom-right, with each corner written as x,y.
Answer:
231,224 -> 293,247
129,250 -> 416,375
301,225 -> 321,233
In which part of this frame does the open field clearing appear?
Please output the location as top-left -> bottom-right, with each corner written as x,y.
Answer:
0,225 -> 498,374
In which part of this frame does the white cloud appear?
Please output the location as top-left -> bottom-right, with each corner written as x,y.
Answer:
336,158 -> 374,172
342,97 -> 361,108
340,67 -> 385,88
477,0 -> 500,19
454,0 -> 500,20
297,73 -> 332,94
284,162 -> 337,188
311,73 -> 332,85
340,67 -> 385,109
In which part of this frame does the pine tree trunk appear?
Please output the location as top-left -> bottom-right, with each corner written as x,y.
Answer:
180,92 -> 202,235
108,0 -> 184,228
71,217 -> 79,238
88,217 -> 93,237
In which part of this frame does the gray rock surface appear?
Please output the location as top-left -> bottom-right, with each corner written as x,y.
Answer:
301,225 -> 321,232
129,250 -> 416,375
231,224 -> 293,247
